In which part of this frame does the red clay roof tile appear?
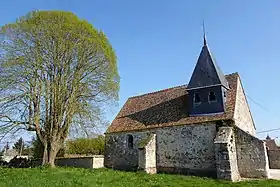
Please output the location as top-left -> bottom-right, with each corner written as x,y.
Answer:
106,73 -> 239,133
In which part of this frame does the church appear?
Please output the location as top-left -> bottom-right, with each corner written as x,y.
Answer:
104,35 -> 270,181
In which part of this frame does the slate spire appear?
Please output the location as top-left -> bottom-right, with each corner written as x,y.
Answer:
203,21 -> 207,46
187,30 -> 229,90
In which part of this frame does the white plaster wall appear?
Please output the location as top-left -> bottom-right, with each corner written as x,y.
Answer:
93,157 -> 104,168
145,134 -> 156,169
233,77 -> 256,136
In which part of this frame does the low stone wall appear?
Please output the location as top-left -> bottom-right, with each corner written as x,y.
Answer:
32,155 -> 104,169
234,127 -> 269,178
267,150 -> 280,169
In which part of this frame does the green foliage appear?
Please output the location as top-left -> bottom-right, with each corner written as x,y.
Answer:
12,137 -> 25,155
138,134 -> 153,148
0,10 -> 119,164
0,168 -> 279,187
66,135 -> 105,155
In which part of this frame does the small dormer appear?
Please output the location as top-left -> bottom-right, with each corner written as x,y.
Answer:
187,36 -> 229,116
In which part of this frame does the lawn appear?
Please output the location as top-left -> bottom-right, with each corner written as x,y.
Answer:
0,167 -> 279,187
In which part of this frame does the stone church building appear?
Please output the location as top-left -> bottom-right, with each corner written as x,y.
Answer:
104,36 -> 270,181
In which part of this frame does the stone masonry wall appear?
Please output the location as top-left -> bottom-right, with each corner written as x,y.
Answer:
267,150 -> 280,169
104,123 -> 217,177
31,156 -> 104,169
235,127 -> 269,178
104,130 -> 150,170
214,127 -> 240,181
138,149 -> 145,170
233,76 -> 256,136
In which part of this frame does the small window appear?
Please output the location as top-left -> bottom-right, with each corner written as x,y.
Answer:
194,93 -> 201,103
127,134 -> 133,148
208,92 -> 217,102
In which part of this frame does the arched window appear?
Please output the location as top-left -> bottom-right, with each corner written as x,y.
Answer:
127,134 -> 133,148
208,91 -> 217,102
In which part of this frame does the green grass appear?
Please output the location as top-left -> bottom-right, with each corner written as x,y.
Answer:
0,167 -> 279,187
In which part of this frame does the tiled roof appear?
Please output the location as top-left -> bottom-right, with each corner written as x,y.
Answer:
106,73 -> 239,133
264,139 -> 280,150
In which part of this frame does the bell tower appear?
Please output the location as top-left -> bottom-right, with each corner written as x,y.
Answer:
187,32 -> 229,116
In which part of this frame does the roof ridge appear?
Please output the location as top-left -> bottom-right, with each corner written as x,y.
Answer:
129,84 -> 188,99
129,72 -> 238,100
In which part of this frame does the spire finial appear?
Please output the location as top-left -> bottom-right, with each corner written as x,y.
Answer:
203,20 -> 207,46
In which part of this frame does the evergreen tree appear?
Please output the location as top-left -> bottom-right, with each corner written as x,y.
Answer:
13,137 -> 25,155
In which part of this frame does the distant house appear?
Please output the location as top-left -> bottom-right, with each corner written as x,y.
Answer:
104,36 -> 270,181
264,135 -> 280,169
2,149 -> 17,162
264,135 -> 280,150
1,148 -> 29,162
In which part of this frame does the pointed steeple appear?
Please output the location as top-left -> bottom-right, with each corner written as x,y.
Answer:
203,21 -> 207,46
187,31 -> 229,90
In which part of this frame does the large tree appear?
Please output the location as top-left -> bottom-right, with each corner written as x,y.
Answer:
0,11 -> 119,166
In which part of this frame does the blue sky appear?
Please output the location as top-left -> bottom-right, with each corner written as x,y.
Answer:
1,0 -> 280,140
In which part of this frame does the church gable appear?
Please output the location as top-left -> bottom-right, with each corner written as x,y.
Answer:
233,76 -> 256,135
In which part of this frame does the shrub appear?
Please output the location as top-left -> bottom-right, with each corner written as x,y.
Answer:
0,159 -> 8,167
66,135 -> 105,155
8,156 -> 31,168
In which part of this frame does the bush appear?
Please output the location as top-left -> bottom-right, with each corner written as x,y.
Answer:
66,135 -> 105,155
8,156 -> 31,168
0,160 -> 8,167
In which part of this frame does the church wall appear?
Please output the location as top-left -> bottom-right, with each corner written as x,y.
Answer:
233,77 -> 256,136
104,123 -> 217,177
235,127 -> 269,178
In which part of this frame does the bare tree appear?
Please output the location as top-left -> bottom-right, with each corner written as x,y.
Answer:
0,11 -> 119,166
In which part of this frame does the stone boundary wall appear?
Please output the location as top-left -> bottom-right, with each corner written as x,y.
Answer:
267,150 -> 280,169
234,128 -> 269,178
32,155 -> 104,169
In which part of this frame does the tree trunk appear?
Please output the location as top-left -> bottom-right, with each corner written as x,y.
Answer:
48,146 -> 58,167
40,141 -> 60,167
42,143 -> 48,166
